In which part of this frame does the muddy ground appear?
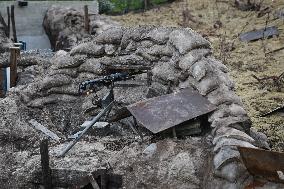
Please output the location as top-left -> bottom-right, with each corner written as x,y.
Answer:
110,0 -> 284,151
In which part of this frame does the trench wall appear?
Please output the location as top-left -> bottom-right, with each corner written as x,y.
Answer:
0,1 -> 98,50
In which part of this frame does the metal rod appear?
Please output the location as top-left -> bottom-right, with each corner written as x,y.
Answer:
40,139 -> 53,189
58,101 -> 114,157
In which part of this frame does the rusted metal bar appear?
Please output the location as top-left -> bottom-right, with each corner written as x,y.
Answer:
40,139 -> 53,189
9,47 -> 20,87
11,5 -> 17,43
7,6 -> 10,38
84,5 -> 89,33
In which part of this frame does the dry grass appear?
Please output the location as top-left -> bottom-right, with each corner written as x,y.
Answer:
109,0 -> 284,151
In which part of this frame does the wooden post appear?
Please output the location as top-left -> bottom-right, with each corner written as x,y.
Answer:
0,68 -> 4,98
84,5 -> 89,33
7,6 -> 10,38
11,5 -> 17,43
9,47 -> 20,87
0,12 -> 8,37
40,139 -> 53,189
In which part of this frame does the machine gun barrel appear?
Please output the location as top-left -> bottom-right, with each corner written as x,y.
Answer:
78,73 -> 133,95
57,101 -> 114,157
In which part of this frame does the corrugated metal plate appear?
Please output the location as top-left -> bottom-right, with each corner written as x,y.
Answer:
238,147 -> 284,183
127,88 -> 216,134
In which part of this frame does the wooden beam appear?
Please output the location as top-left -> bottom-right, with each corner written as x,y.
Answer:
9,47 -> 19,87
84,5 -> 89,33
11,5 -> 17,43
40,139 -> 53,189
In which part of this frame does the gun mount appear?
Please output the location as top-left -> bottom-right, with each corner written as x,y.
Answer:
58,70 -> 149,157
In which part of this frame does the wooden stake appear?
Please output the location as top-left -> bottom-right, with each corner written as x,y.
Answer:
7,6 -> 10,38
40,139 -> 52,189
0,12 -> 8,37
9,47 -> 19,87
84,5 -> 89,33
0,68 -> 4,98
11,5 -> 17,43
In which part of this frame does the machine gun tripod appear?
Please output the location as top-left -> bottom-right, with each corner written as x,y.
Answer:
58,72 -> 148,157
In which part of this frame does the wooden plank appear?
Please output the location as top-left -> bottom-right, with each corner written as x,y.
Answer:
40,139 -> 53,189
29,119 -> 61,141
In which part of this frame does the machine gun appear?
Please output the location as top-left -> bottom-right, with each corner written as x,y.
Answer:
78,72 -> 134,95
58,70 -> 149,157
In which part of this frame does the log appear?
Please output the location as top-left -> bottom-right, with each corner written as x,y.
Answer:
11,5 -> 17,43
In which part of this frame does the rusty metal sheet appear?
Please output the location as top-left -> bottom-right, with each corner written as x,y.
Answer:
127,88 -> 216,134
238,147 -> 284,183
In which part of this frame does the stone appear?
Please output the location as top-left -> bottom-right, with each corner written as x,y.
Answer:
142,143 -> 157,158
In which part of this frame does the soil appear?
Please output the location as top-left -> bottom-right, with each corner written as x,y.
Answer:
110,0 -> 284,151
